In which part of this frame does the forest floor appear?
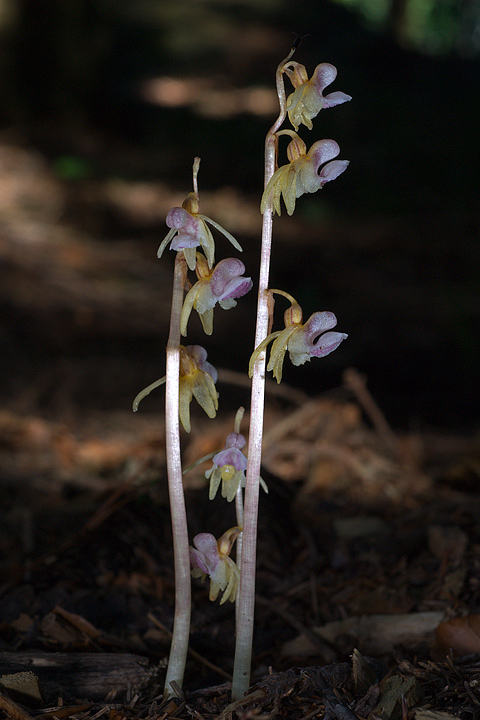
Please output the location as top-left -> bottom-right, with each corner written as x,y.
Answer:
1,143 -> 480,719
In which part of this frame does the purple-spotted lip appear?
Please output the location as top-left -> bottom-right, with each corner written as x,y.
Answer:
190,533 -> 219,574
171,232 -> 200,250
210,258 -> 252,301
309,330 -> 348,358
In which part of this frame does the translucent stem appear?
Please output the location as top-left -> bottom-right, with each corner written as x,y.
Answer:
163,252 -> 190,697
235,484 -> 244,631
231,48 -> 293,701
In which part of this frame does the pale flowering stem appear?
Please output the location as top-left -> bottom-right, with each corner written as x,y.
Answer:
164,251 -> 190,697
233,406 -> 245,629
231,48 -> 293,701
234,405 -> 245,552
235,489 -> 244,562
235,485 -> 243,630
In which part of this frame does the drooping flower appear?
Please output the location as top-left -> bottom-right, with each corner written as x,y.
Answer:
190,527 -> 241,604
261,136 -> 349,216
179,345 -> 218,432
132,344 -> 218,433
205,423 -> 268,501
284,61 -> 351,132
249,291 -> 347,383
157,192 -> 242,270
205,432 -> 248,501
181,254 -> 253,336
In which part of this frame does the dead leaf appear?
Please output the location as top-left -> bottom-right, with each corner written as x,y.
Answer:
315,612 -> 444,655
415,711 -> 462,720
0,691 -> 34,720
369,674 -> 422,720
39,613 -> 87,648
432,614 -> 480,659
9,614 -> 35,633
53,605 -> 101,639
35,705 -> 91,719
283,612 -> 444,658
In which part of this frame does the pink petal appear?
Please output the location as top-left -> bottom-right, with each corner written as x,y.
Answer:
318,160 -> 350,186
323,91 -> 352,108
210,258 -> 246,295
311,63 -> 338,93
171,232 -> 201,250
309,139 -> 340,173
190,547 -> 209,574
193,533 -> 219,572
213,447 -> 247,472
304,311 -> 338,336
225,432 -> 246,450
209,258 -> 252,303
219,276 -> 253,302
309,331 -> 348,358
166,207 -> 197,233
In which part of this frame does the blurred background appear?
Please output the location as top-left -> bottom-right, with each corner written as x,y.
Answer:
0,0 -> 479,431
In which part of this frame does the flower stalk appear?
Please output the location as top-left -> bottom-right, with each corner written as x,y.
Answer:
232,45 -> 350,699
163,251 -> 190,697
231,47 -> 294,701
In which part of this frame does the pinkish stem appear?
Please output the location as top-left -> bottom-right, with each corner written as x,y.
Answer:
163,252 -> 190,697
231,48 -> 294,701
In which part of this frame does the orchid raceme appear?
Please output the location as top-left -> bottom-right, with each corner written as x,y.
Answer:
158,192 -> 242,271
190,527 -> 241,604
141,45 -> 353,702
283,61 -> 352,131
260,135 -> 349,216
179,345 -> 218,432
181,254 -> 253,336
249,290 -> 347,383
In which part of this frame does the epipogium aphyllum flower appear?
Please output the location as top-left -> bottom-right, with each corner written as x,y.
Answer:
249,290 -> 347,383
284,61 -> 352,131
260,134 -> 349,216
158,192 -> 242,271
181,253 -> 253,336
190,527 -> 241,604
206,432 -> 248,502
178,345 -> 218,433
133,344 -> 218,433
206,430 -> 268,502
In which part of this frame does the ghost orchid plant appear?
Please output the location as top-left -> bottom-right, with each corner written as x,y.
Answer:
133,44 -> 351,702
